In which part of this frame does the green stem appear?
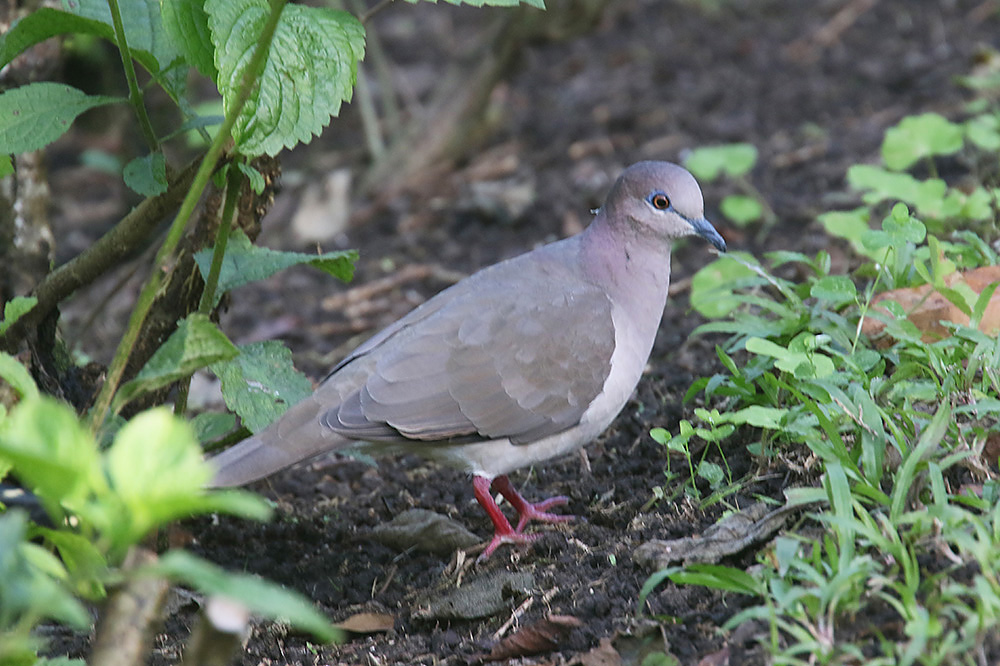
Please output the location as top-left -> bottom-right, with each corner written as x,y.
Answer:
89,0 -> 288,431
107,0 -> 160,152
198,167 -> 242,315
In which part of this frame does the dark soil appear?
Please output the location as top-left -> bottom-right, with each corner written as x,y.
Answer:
39,1 -> 1000,664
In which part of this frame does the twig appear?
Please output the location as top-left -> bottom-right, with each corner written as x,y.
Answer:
89,548 -> 169,666
180,596 -> 250,666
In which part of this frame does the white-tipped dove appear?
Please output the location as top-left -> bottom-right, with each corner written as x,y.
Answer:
209,161 -> 726,559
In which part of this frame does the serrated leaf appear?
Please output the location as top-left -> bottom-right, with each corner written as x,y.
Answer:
881,112 -> 964,171
62,0 -> 180,74
161,0 -> 217,78
207,0 -> 365,156
113,314 -> 239,413
212,341 -> 312,433
237,161 -> 266,194
193,230 -> 356,307
123,152 -> 167,196
684,143 -> 758,181
0,83 -> 121,154
151,550 -> 340,642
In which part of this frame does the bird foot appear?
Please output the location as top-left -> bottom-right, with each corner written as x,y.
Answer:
472,475 -> 574,561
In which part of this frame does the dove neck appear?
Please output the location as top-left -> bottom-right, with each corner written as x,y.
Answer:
581,213 -> 673,309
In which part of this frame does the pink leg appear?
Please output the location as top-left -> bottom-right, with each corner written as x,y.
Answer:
471,475 -> 573,560
491,475 -> 573,533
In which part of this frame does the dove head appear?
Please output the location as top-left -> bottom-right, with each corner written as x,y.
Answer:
602,161 -> 726,252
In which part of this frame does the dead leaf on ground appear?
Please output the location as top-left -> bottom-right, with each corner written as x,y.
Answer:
484,614 -> 583,662
633,500 -> 813,570
414,570 -> 535,621
369,508 -> 480,555
862,266 -> 1000,344
333,612 -> 395,634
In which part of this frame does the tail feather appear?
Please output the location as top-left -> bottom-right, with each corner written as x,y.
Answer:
207,394 -> 350,487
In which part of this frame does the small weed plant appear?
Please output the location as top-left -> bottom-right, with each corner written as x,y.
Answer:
645,83 -> 1000,663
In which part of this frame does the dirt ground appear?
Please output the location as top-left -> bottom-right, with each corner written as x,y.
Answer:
38,0 -> 1000,664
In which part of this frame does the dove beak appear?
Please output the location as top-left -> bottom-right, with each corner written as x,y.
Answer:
690,216 -> 727,252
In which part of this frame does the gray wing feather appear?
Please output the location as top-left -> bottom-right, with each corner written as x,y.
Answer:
321,243 -> 617,446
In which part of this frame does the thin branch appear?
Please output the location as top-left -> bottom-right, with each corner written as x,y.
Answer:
88,0 -> 289,430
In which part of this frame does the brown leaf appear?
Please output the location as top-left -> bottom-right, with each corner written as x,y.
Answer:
333,612 -> 395,634
861,266 -> 1000,344
573,637 -> 623,666
485,615 -> 583,662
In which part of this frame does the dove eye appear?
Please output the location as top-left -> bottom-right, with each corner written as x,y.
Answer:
648,192 -> 670,210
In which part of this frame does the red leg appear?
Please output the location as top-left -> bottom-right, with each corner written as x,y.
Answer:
491,475 -> 573,533
473,475 -> 536,560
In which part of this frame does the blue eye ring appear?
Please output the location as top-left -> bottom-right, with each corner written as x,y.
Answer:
648,191 -> 670,210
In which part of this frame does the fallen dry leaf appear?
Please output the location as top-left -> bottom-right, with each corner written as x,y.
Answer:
862,266 -> 1000,344
485,615 -> 583,662
333,612 -> 395,634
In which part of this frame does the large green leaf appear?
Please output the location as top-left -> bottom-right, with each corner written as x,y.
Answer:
0,7 -> 158,73
206,0 -> 365,156
161,0 -> 217,78
61,0 -> 180,73
402,0 -> 545,6
211,341 -> 312,434
193,230 -> 356,307
0,83 -> 121,154
113,314 -> 239,413
105,408 -> 270,552
151,550 -> 340,643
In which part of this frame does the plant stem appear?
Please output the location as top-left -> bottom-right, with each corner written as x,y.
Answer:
89,0 -> 288,431
107,0 -> 160,153
198,168 -> 242,315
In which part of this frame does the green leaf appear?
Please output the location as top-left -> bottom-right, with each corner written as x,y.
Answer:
122,152 -> 167,196
0,352 -> 38,401
965,113 -> 1000,151
105,408 -> 270,551
1,295 -> 38,345
161,0 -> 217,78
684,143 -> 758,181
32,527 -> 108,599
113,314 -> 240,413
0,8 -> 150,73
237,161 -> 266,194
696,460 -> 724,487
193,230 -> 357,307
191,411 -> 238,444
810,275 -> 857,304
0,511 -> 91,630
719,195 -> 763,226
0,154 -> 11,177
212,341 -> 312,433
817,208 -> 870,257
0,397 -> 106,518
0,83 -> 121,154
846,164 -> 947,211
726,405 -> 788,429
207,0 -> 366,156
402,0 -> 544,6
670,563 -> 763,595
61,0 -> 181,74
151,550 -> 341,643
689,253 -> 759,318
881,112 -> 964,170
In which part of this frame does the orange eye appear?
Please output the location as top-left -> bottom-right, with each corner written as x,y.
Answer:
649,193 -> 670,210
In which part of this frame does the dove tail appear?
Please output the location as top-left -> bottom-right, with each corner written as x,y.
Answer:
207,393 -> 350,487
